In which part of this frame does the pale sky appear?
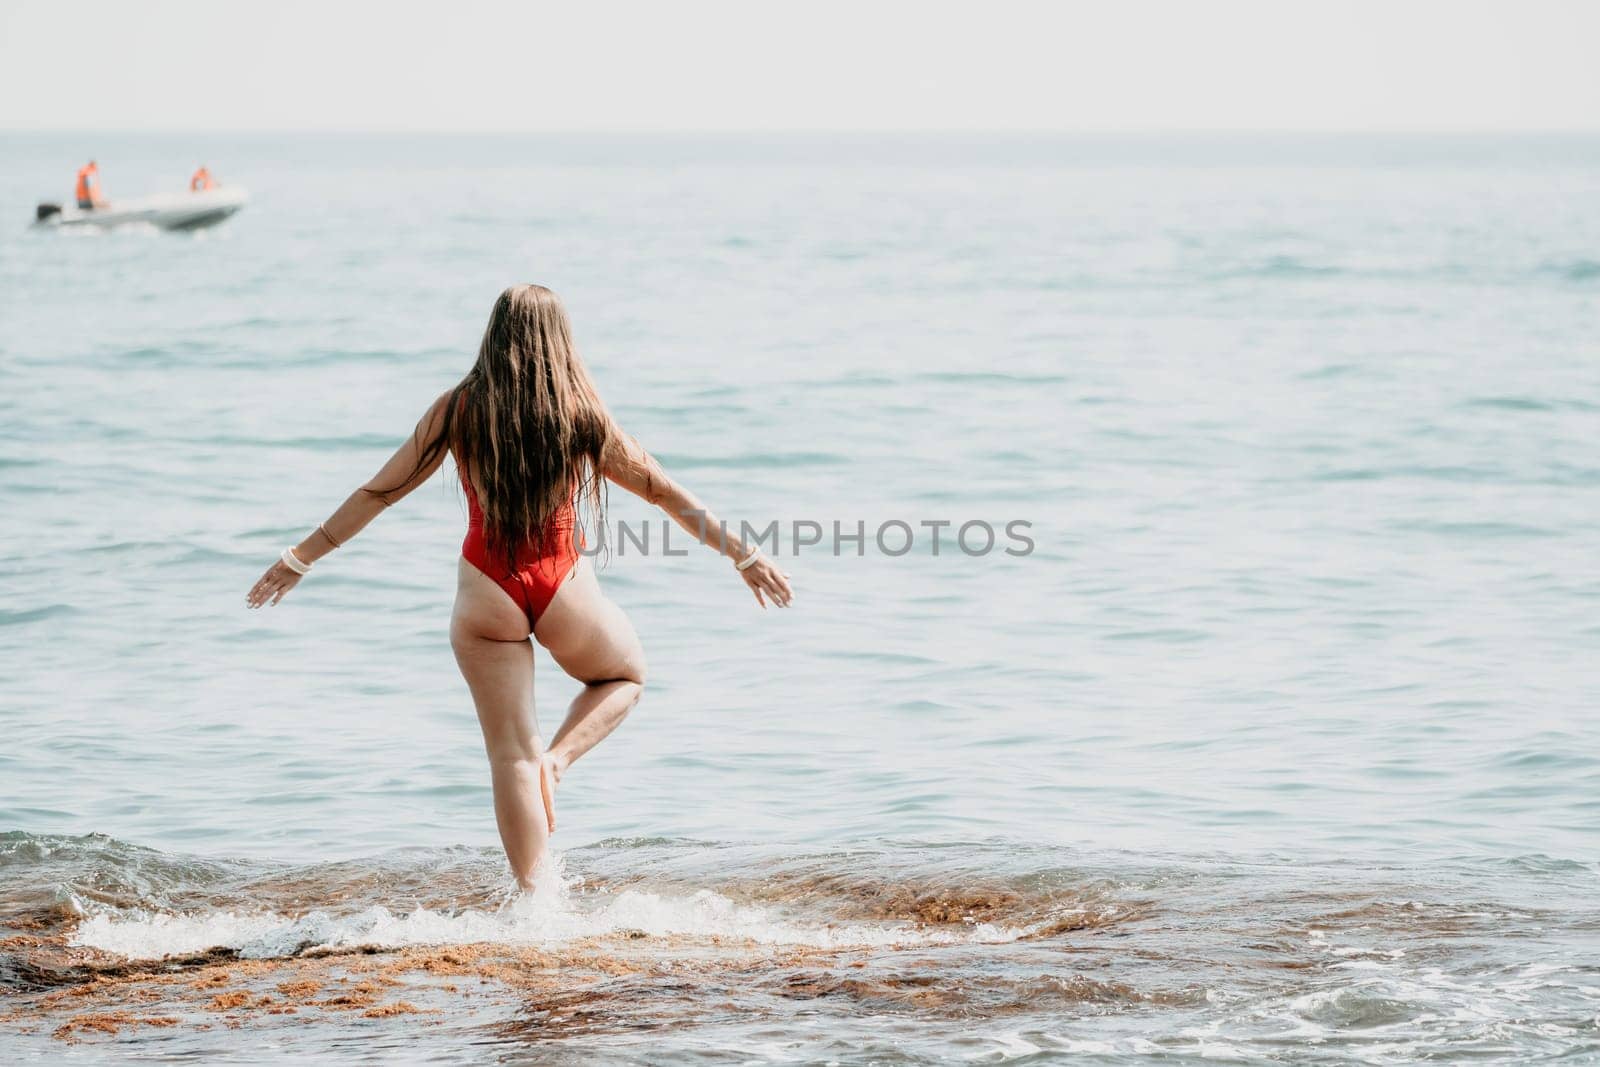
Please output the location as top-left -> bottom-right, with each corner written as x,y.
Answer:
1,0 -> 1597,132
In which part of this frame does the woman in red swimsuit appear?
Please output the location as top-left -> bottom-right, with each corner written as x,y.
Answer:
246,285 -> 794,889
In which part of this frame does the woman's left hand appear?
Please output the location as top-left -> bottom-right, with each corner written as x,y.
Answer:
740,556 -> 794,609
247,558 -> 304,609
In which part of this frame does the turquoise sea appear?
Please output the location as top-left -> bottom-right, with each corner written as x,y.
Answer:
2,133 -> 1599,1063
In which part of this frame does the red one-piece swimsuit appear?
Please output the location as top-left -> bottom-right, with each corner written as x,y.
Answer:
459,469 -> 580,626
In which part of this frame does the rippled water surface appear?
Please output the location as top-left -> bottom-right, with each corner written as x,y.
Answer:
1,133 -> 1598,1063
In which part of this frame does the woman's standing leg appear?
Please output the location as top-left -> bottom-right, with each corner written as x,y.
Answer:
451,560 -> 549,889
532,557 -> 647,830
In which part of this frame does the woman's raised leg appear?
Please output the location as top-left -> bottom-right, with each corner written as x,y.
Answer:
532,557 -> 647,830
451,559 -> 549,889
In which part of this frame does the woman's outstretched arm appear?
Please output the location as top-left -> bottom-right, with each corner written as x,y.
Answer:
601,426 -> 794,609
246,390 -> 453,608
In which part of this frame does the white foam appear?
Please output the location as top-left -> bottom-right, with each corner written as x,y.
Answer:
70,857 -> 1027,961
72,909 -> 293,959
54,220 -> 162,238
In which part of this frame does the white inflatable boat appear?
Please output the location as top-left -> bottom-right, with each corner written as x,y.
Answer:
33,187 -> 248,232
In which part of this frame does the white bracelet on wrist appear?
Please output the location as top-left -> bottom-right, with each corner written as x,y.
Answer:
280,547 -> 311,575
735,548 -> 761,572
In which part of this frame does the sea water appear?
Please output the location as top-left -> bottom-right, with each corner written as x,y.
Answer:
1,133 -> 1598,1062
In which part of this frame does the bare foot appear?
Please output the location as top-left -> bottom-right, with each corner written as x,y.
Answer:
538,754 -> 561,833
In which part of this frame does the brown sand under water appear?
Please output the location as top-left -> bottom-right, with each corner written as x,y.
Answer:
2,865 -> 1581,1062
0,893 -> 1161,1048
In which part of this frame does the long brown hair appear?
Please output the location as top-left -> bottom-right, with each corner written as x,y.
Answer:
379,285 -> 611,568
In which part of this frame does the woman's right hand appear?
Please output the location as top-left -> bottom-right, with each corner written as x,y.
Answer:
739,556 -> 793,609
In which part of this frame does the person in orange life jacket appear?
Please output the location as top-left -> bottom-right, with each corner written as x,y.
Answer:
190,166 -> 216,192
75,161 -> 105,210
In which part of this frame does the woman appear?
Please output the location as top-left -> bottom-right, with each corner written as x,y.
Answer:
246,285 -> 794,889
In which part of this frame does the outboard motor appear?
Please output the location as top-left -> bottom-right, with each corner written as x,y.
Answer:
35,202 -> 62,223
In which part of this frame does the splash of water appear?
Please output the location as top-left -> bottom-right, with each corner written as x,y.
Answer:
67,853 -> 1026,960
